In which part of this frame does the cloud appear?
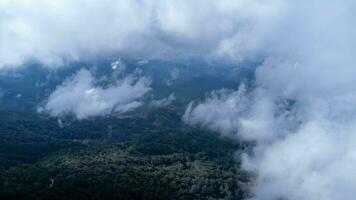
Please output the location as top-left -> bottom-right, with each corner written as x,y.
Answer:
183,85 -> 248,137
183,1 -> 356,200
0,0 -> 283,69
151,93 -> 176,107
40,68 -> 151,119
244,119 -> 356,200
3,0 -> 356,199
183,85 -> 297,141
111,59 -> 126,72
165,68 -> 180,86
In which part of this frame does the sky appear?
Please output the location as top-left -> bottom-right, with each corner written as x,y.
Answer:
2,0 -> 356,199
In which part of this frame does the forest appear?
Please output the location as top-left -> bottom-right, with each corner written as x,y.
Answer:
0,106 -> 253,200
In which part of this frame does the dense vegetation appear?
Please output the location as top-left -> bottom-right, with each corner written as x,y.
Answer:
0,107 -> 252,200
0,59 -> 256,199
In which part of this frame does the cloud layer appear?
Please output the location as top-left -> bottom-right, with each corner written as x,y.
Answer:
41,68 -> 151,119
183,1 -> 356,200
0,0 -> 282,68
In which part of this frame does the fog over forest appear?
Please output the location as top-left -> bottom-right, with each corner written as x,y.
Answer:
1,1 -> 356,200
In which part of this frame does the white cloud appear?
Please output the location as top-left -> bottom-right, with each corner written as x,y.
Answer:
183,1 -> 356,200
111,59 -> 126,72
183,86 -> 297,141
183,85 -> 248,137
241,113 -> 356,200
40,68 -> 151,119
0,0 -> 283,69
151,93 -> 176,107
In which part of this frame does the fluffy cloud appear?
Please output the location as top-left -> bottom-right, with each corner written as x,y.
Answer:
40,68 -> 151,119
245,119 -> 356,200
0,0 -> 283,68
183,86 -> 248,137
151,93 -> 176,107
183,1 -> 356,200
111,59 -> 126,72
183,86 -> 297,141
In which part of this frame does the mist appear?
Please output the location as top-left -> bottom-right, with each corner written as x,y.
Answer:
183,1 -> 356,200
